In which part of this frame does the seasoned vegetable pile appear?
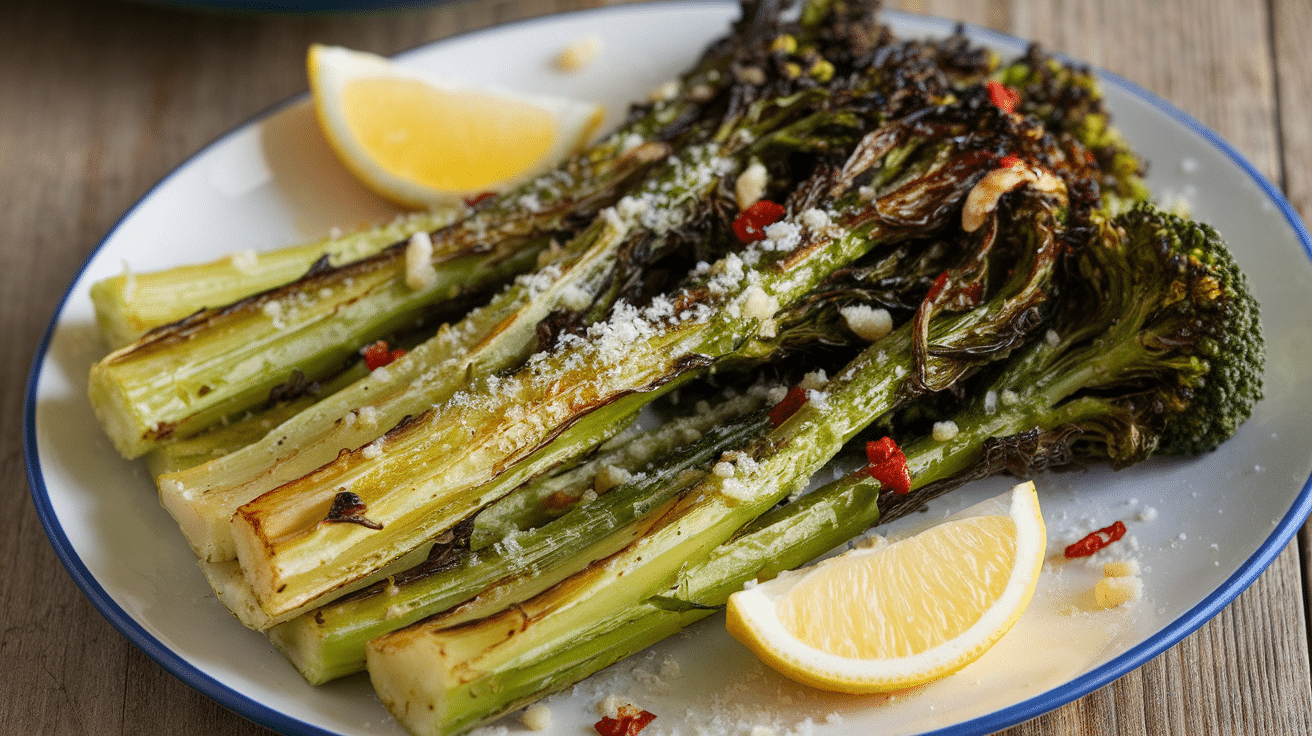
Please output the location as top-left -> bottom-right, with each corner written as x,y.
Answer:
86,2 -> 1263,734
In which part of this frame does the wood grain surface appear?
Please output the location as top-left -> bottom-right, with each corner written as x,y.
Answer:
4,0 -> 1309,734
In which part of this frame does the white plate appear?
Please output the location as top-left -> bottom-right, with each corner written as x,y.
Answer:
24,3 -> 1312,735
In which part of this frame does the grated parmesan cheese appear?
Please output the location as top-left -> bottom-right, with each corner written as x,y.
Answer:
932,420 -> 960,442
261,300 -> 285,329
649,79 -> 680,102
229,248 -> 258,273
798,370 -> 827,391
799,207 -> 830,231
593,464 -> 633,494
597,695 -> 624,718
742,285 -> 779,324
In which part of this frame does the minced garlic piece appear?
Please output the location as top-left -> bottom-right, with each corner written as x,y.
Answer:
555,34 -> 601,72
1103,559 -> 1141,578
1093,575 -> 1143,608
839,304 -> 893,341
593,464 -> 633,494
735,160 -> 768,209
962,161 -> 1066,233
404,231 -> 438,291
521,703 -> 553,731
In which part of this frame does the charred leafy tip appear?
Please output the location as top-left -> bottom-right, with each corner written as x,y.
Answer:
996,45 -> 1149,205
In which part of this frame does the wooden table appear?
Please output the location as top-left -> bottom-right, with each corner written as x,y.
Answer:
4,0 -> 1310,733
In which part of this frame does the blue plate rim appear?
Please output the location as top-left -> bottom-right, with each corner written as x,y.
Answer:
23,3 -> 1312,736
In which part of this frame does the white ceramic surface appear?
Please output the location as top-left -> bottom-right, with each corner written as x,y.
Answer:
25,4 -> 1312,736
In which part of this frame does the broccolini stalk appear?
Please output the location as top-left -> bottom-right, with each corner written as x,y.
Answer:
364,333 -> 916,736
363,159 -> 1076,735
228,93 -> 1025,627
367,466 -> 887,736
143,360 -> 371,478
158,197 -> 653,563
380,202 -> 1265,733
881,200 -> 1264,503
267,397 -> 773,684
89,228 -> 555,460
466,386 -> 772,551
90,209 -> 461,349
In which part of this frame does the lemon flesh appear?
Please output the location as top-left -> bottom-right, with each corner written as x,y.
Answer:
341,78 -> 558,192
779,516 -> 1018,659
308,44 -> 604,208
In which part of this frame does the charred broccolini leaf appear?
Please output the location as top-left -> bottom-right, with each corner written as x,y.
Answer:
997,44 -> 1151,207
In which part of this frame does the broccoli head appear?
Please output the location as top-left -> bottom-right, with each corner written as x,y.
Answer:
1114,203 -> 1265,454
1005,201 -> 1263,461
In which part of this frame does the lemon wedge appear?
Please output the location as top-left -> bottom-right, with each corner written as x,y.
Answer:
307,44 -> 605,208
725,481 -> 1046,694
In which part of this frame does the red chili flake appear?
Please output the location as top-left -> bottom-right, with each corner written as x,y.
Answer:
542,490 -> 580,510
926,271 -> 950,301
768,385 -> 809,428
362,340 -> 406,370
864,436 -> 911,495
732,199 -> 786,243
1064,520 -> 1127,558
462,191 -> 496,208
987,80 -> 1021,114
595,705 -> 657,736
998,154 -> 1022,169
